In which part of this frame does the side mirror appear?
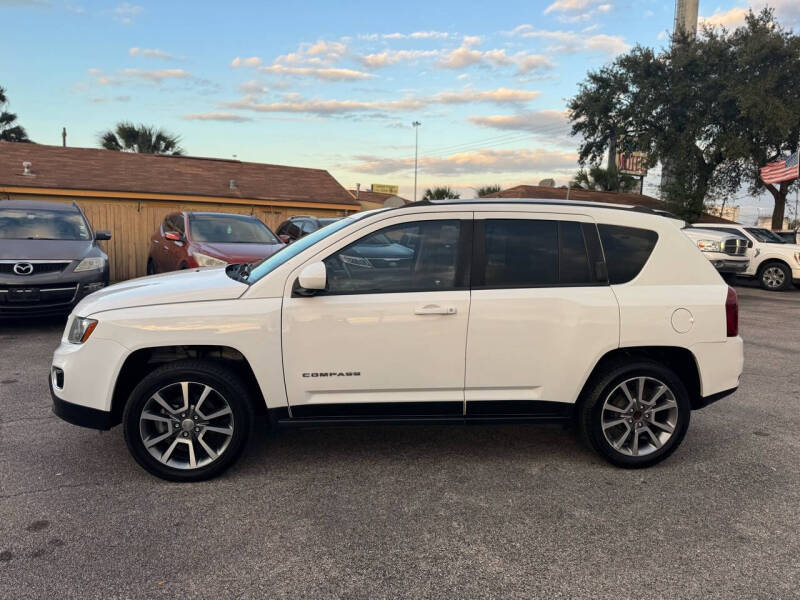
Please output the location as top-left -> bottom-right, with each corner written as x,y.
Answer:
296,262 -> 326,295
164,232 -> 183,242
95,230 -> 112,241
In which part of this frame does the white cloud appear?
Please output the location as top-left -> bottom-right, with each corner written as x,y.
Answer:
237,80 -> 268,95
469,109 -> 570,133
221,87 -> 539,117
699,2 -> 800,29
119,68 -> 190,83
359,49 -> 439,69
87,68 -> 114,85
509,25 -> 628,55
543,0 -> 613,23
231,56 -> 263,68
183,112 -> 253,122
111,2 -> 143,24
350,148 -> 578,175
437,36 -> 554,73
378,30 -> 451,39
129,47 -> 175,60
258,64 -> 373,81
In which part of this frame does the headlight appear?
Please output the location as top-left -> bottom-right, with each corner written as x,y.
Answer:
193,252 -> 227,267
696,239 -> 722,252
74,257 -> 106,272
340,254 -> 372,268
67,317 -> 98,344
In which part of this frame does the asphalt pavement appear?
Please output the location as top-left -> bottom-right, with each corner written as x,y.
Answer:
1,284 -> 798,599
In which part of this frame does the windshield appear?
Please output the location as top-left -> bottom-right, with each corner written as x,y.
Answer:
189,214 -> 279,244
745,227 -> 786,244
246,214 -> 367,283
0,208 -> 91,240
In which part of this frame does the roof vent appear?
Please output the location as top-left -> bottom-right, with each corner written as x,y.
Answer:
229,179 -> 238,190
22,161 -> 33,176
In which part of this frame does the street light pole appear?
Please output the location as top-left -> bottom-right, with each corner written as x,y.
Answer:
412,121 -> 421,202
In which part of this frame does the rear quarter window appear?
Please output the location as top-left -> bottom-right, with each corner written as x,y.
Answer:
598,224 -> 658,284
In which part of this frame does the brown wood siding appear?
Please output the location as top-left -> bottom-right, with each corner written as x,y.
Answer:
4,193 -> 354,281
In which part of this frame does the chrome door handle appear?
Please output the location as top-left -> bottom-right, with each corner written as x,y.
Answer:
414,304 -> 457,315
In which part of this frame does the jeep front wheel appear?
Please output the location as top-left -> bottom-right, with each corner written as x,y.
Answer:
122,360 -> 254,481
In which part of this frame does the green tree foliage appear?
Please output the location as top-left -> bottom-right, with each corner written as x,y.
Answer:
571,165 -> 638,193
569,9 -> 800,225
99,122 -> 184,155
475,185 -> 502,197
423,186 -> 460,200
0,86 -> 30,142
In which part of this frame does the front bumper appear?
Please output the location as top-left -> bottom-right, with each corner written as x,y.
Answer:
0,270 -> 107,317
50,377 -> 113,429
704,254 -> 749,274
51,333 -> 129,427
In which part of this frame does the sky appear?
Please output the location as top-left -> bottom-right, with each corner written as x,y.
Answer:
2,0 -> 799,221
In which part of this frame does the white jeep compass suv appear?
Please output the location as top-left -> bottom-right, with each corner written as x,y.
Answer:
51,200 -> 744,481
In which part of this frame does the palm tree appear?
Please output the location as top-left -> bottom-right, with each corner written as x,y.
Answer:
571,165 -> 638,193
476,185 -> 502,197
423,186 -> 460,200
99,122 -> 184,155
0,86 -> 31,142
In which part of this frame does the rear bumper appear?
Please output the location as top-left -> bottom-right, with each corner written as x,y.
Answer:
693,386 -> 738,410
690,336 -> 743,401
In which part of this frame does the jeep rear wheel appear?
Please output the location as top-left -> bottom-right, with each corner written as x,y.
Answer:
759,262 -> 791,291
122,360 -> 253,481
578,361 -> 690,468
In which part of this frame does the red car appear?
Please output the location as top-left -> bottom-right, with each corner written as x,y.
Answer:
147,212 -> 285,274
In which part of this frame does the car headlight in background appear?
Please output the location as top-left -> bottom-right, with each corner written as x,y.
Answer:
67,317 -> 98,344
74,257 -> 106,272
193,252 -> 228,267
340,254 -> 372,268
696,240 -> 722,252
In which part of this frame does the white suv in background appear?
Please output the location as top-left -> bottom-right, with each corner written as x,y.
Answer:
50,200 -> 744,481
698,223 -> 800,291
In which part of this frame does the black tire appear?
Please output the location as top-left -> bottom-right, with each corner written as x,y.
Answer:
179,262 -> 188,270
758,261 -> 792,291
146,258 -> 155,275
577,360 -> 691,468
122,360 -> 254,482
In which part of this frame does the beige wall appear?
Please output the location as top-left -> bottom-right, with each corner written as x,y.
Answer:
6,192 -> 353,281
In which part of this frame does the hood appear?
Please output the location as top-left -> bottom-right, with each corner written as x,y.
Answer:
0,239 -> 92,261
74,267 -> 248,317
683,228 -> 736,242
192,241 -> 285,263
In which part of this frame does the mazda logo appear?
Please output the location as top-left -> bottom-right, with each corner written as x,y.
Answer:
13,262 -> 34,276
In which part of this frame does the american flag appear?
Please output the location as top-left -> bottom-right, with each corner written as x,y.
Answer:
760,151 -> 799,185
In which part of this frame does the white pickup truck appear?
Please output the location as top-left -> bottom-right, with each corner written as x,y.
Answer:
697,224 -> 800,290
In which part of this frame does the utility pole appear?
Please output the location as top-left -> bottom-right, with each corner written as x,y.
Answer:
412,121 -> 421,202
62,127 -> 67,147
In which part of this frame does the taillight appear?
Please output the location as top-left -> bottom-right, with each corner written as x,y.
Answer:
725,286 -> 738,337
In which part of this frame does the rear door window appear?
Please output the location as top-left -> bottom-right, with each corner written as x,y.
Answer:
598,224 -> 658,284
476,219 -> 600,288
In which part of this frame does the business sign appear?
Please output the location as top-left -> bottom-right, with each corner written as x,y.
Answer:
371,183 -> 399,195
617,152 -> 648,177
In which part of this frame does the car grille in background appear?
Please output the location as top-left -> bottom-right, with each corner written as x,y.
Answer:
0,284 -> 78,307
722,239 -> 748,256
0,261 -> 71,275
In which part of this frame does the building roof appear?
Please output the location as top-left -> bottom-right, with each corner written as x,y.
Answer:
485,185 -> 735,224
349,189 -> 410,205
0,142 -> 358,206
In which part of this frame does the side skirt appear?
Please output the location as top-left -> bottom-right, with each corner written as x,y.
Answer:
268,401 -> 574,429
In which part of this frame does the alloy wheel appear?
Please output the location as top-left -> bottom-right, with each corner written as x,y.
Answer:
138,381 -> 234,470
762,266 -> 785,289
601,376 -> 678,457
